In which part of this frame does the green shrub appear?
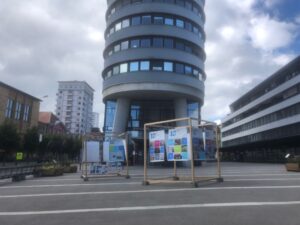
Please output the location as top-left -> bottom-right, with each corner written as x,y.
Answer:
287,155 -> 300,164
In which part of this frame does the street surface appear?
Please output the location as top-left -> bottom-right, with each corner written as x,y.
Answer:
1,162 -> 300,225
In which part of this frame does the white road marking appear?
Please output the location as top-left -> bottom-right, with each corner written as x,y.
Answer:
2,185 -> 300,198
0,182 -> 140,189
227,178 -> 300,181
1,201 -> 300,216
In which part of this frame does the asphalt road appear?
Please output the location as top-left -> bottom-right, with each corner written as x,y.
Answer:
0,162 -> 300,225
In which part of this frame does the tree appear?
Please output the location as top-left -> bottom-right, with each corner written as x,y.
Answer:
0,121 -> 20,152
23,127 -> 39,158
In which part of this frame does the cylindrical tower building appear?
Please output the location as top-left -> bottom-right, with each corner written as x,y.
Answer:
102,0 -> 206,139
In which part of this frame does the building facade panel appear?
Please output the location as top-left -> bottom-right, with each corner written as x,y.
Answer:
221,56 -> 300,162
0,82 -> 40,133
102,0 -> 206,162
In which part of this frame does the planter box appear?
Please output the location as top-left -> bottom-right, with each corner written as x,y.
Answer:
285,163 -> 300,172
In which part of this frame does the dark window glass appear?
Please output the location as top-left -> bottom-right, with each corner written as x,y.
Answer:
132,16 -> 141,26
130,39 -> 140,48
152,61 -> 163,71
141,15 -> 151,25
193,26 -> 199,34
164,38 -> 173,48
141,38 -> 151,47
175,41 -> 184,50
185,22 -> 192,31
175,63 -> 184,73
185,45 -> 192,53
153,16 -> 164,25
153,37 -> 163,47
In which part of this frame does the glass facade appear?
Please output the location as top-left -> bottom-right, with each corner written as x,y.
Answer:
127,100 -> 175,134
187,101 -> 200,120
104,100 -> 117,133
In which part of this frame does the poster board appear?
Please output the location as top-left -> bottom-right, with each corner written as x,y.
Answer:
204,129 -> 216,160
84,141 -> 100,162
192,128 -> 205,160
167,127 -> 191,161
149,130 -> 166,162
103,139 -> 126,162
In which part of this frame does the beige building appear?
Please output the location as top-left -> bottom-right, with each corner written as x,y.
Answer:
0,81 -> 40,133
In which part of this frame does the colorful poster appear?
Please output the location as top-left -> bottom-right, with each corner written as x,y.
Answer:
149,130 -> 165,162
167,127 -> 190,161
192,128 -> 205,160
103,139 -> 125,162
204,129 -> 216,160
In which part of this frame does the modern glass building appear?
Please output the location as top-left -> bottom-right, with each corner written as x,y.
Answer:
102,0 -> 206,162
221,56 -> 300,163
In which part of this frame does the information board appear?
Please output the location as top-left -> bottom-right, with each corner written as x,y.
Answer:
192,128 -> 205,160
149,130 -> 166,162
204,129 -> 216,160
167,127 -> 191,161
103,139 -> 125,162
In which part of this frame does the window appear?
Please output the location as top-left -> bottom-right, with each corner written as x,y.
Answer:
141,38 -> 151,48
185,45 -> 192,53
153,37 -> 163,47
114,44 -> 120,52
164,62 -> 173,72
175,63 -> 184,73
152,61 -> 163,71
15,102 -> 21,120
164,18 -> 174,26
23,105 -> 30,121
175,41 -> 184,50
113,65 -> 120,75
193,26 -> 199,34
130,61 -> 139,72
130,39 -> 140,48
121,41 -> 129,50
164,38 -> 173,48
115,22 -> 122,31
141,15 -> 151,25
132,16 -> 141,26
120,63 -> 128,73
176,19 -> 184,28
193,69 -> 199,78
185,65 -> 192,74
140,61 -> 150,71
122,19 -> 130,28
153,16 -> 164,25
5,99 -> 14,118
185,22 -> 192,31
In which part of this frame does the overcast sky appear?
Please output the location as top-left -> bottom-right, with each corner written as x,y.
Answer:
0,0 -> 299,128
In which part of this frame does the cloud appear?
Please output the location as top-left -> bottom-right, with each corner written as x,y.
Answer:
249,16 -> 298,51
0,0 -> 299,129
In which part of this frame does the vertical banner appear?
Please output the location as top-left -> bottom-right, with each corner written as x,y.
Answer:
167,127 -> 191,161
204,128 -> 216,160
103,139 -> 125,162
192,128 -> 205,160
149,130 -> 166,162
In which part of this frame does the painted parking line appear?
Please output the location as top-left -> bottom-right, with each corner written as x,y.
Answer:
1,201 -> 300,216
2,185 -> 300,198
226,178 -> 300,181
